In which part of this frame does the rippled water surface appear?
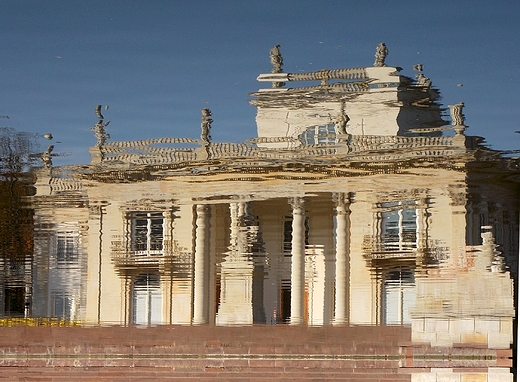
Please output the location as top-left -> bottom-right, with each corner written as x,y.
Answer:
20,160 -> 517,328
1,44 -> 519,380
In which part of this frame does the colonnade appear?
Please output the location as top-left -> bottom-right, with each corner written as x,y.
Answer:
190,194 -> 352,326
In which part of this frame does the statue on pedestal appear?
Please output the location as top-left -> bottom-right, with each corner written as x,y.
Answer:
415,73 -> 431,88
334,111 -> 350,135
200,108 -> 213,145
92,104 -> 110,148
269,45 -> 285,88
40,145 -> 54,168
449,102 -> 465,126
374,42 -> 388,67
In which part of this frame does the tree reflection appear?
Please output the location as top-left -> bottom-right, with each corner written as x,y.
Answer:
0,128 -> 37,260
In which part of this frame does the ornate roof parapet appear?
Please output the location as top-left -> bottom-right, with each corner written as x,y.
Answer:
82,46 -> 475,172
249,82 -> 371,108
92,108 -> 217,164
347,134 -> 462,153
84,133 -> 468,169
252,45 -> 450,144
287,67 -> 368,82
255,43 -> 402,93
255,66 -> 400,92
32,165 -> 86,197
48,176 -> 84,193
103,137 -> 200,148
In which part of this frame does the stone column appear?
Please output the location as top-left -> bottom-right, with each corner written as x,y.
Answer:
289,197 -> 306,325
192,204 -> 211,325
333,193 -> 350,325
215,202 -> 254,325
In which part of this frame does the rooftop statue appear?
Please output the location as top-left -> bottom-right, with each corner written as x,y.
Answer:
269,45 -> 283,72
87,45 -> 471,166
334,109 -> 350,135
374,42 -> 388,67
40,145 -> 54,168
200,108 -> 213,145
95,105 -> 104,121
251,43 -> 450,144
269,45 -> 284,88
92,105 -> 110,148
415,73 -> 431,88
449,102 -> 465,126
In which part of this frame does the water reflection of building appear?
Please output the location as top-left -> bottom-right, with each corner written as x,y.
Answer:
251,64 -> 444,148
15,46 -> 519,353
0,130 -> 39,319
30,173 -> 89,321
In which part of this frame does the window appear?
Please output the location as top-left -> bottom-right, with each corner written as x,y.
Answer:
52,294 -> 75,320
53,233 -> 80,265
56,236 -> 78,263
382,267 -> 415,325
4,287 -> 25,317
132,274 -> 162,325
299,124 -> 337,145
380,201 -> 418,252
129,212 -> 164,255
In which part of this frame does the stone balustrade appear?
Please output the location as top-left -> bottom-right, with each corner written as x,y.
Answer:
90,134 -> 462,167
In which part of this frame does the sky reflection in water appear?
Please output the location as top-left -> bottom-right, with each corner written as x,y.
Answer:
0,41 -> 518,380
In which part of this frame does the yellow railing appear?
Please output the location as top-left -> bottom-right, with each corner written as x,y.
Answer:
0,317 -> 81,327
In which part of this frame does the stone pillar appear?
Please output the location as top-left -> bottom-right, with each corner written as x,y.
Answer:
215,202 -> 254,325
333,193 -> 350,325
289,197 -> 306,325
192,204 -> 211,325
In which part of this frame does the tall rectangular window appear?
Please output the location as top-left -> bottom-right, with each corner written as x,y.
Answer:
380,201 -> 418,252
132,274 -> 162,325
54,233 -> 80,265
382,268 -> 415,325
52,294 -> 75,320
56,236 -> 77,263
4,287 -> 25,316
130,212 -> 164,255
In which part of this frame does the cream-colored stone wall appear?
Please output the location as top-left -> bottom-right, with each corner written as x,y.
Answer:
348,193 -> 377,324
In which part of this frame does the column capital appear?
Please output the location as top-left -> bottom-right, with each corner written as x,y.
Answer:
289,196 -> 305,211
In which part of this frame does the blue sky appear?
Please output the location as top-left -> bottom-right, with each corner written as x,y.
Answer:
1,0 -> 519,165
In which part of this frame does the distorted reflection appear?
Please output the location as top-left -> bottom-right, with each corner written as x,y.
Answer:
1,43 -> 518,379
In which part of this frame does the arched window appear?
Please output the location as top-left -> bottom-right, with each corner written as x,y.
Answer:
299,124 -> 337,145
